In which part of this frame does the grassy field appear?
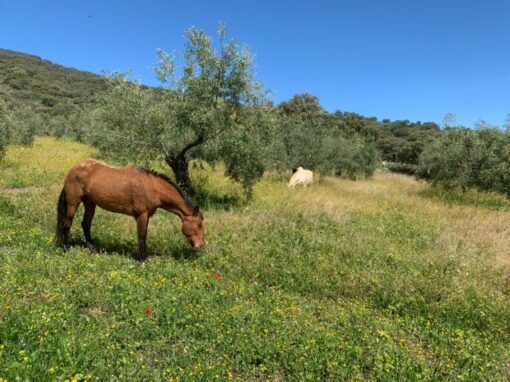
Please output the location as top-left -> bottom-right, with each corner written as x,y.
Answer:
1,137 -> 510,381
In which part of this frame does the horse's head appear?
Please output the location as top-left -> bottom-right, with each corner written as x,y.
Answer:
181,207 -> 205,251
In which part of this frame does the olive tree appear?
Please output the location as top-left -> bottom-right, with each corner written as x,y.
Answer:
89,25 -> 268,198
416,128 -> 481,190
417,126 -> 510,196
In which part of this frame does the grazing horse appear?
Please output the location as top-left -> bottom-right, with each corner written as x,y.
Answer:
54,159 -> 204,260
288,166 -> 313,187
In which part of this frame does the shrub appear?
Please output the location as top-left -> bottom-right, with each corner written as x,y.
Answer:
0,99 -> 36,159
417,127 -> 510,197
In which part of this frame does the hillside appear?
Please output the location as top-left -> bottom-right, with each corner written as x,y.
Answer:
0,48 -> 107,116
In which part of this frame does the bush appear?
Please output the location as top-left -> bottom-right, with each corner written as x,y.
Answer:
0,99 -> 36,159
417,127 -> 510,197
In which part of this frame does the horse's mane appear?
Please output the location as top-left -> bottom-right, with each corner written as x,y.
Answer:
138,167 -> 196,211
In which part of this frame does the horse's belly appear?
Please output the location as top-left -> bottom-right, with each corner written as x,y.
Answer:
85,184 -> 143,216
88,194 -> 130,214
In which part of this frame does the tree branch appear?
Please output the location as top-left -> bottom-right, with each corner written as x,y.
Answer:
166,135 -> 204,163
180,135 -> 204,157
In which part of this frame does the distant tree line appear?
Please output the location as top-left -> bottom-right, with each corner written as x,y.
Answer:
272,94 -> 379,178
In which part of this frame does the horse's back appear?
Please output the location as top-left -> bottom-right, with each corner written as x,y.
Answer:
66,158 -> 113,178
66,159 -> 127,191
64,159 -> 156,215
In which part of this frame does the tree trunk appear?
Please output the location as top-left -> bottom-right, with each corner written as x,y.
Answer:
165,153 -> 197,198
164,135 -> 204,199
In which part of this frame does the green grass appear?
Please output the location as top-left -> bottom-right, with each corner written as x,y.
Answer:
1,137 -> 510,381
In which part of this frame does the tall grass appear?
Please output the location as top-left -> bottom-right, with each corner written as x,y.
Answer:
1,137 -> 509,381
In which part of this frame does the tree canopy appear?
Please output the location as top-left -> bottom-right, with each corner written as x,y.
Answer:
86,25 -> 269,198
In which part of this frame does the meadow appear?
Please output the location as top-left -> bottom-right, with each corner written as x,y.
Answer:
1,137 -> 510,381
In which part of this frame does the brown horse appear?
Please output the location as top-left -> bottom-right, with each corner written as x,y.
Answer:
54,159 -> 204,260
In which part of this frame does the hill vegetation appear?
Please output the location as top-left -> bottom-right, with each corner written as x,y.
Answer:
0,48 -> 107,116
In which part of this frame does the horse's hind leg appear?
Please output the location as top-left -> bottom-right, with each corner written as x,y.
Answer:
55,176 -> 84,249
81,196 -> 97,253
61,200 -> 80,249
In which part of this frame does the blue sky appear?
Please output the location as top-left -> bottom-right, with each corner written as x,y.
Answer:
1,0 -> 509,127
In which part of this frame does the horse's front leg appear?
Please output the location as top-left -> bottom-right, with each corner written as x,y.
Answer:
135,213 -> 149,261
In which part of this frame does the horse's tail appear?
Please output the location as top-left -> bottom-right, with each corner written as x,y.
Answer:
54,187 -> 67,246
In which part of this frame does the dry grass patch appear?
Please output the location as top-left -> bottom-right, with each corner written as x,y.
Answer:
259,171 -> 510,273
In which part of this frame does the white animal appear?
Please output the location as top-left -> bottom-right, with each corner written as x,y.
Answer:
288,166 -> 313,187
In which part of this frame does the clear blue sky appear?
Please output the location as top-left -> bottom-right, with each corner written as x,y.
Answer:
1,0 -> 509,127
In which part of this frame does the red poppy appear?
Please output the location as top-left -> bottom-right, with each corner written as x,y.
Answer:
145,308 -> 152,315
213,273 -> 220,280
